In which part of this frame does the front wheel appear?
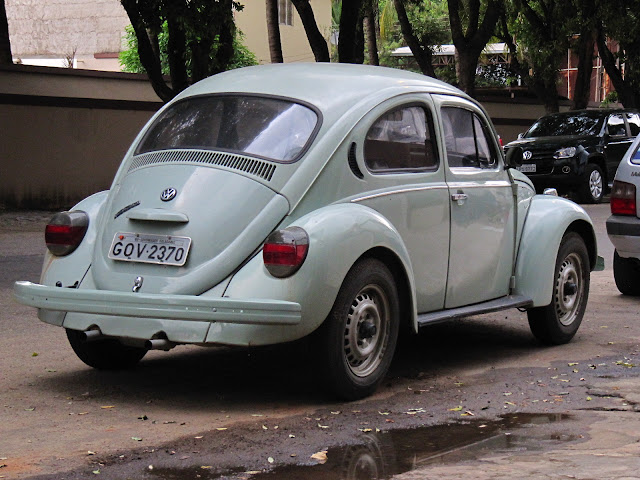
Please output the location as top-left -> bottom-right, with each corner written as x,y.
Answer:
613,250 -> 640,296
316,258 -> 399,400
578,164 -> 604,204
66,329 -> 148,370
527,233 -> 590,345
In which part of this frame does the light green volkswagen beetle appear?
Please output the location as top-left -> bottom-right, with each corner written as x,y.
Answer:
15,63 -> 602,400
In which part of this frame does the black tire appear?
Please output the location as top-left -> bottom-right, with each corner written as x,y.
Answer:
613,250 -> 640,296
316,258 -> 399,400
527,232 -> 590,345
66,329 -> 147,370
578,164 -> 604,204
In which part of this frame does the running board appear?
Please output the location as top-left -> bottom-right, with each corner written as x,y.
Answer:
417,295 -> 533,328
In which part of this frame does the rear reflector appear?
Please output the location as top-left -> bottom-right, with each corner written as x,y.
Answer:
263,227 -> 309,278
45,211 -> 89,256
610,180 -> 637,216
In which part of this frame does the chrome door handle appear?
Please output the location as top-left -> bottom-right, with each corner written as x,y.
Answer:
451,193 -> 468,205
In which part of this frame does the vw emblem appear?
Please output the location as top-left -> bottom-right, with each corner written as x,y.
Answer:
160,187 -> 177,202
523,150 -> 533,161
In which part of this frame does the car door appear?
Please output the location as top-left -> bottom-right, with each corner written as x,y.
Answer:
434,96 -> 516,309
356,100 -> 451,313
605,112 -> 633,180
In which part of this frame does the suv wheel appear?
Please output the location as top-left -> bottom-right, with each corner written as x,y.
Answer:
579,164 -> 604,204
613,250 -> 640,296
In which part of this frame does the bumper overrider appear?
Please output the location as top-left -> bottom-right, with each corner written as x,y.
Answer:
14,281 -> 302,344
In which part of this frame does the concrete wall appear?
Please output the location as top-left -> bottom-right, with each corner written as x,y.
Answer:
0,65 -> 162,209
5,0 -> 129,70
0,65 -> 563,210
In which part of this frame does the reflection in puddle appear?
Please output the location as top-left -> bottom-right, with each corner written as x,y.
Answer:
152,413 -> 576,480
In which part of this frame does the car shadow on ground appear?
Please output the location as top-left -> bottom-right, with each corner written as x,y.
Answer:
32,313 -> 543,408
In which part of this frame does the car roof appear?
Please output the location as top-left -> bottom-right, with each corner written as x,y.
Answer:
174,63 -> 467,123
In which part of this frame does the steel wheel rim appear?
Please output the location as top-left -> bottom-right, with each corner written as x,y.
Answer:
554,252 -> 583,326
343,284 -> 390,378
589,169 -> 603,199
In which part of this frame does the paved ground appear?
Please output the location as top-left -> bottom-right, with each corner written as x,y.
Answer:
1,204 -> 639,480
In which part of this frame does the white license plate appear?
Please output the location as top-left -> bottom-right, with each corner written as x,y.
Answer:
517,164 -> 536,173
108,232 -> 191,266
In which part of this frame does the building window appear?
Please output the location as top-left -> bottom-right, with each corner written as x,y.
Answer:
278,0 -> 294,26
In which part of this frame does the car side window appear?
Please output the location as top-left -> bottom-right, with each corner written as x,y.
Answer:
441,107 -> 497,169
607,113 -> 627,136
626,113 -> 640,137
364,106 -> 438,173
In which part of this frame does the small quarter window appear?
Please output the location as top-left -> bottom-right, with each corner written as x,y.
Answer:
626,112 -> 640,137
364,106 -> 438,173
607,113 -> 627,136
441,107 -> 498,169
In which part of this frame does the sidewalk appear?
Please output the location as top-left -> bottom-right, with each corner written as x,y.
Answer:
394,377 -> 640,480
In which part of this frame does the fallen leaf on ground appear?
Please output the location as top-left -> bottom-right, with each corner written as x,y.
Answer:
448,406 -> 463,411
310,451 -> 328,463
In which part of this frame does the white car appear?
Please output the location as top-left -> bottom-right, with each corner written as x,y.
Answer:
607,134 -> 640,295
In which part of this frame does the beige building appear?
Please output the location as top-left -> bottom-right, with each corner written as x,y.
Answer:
5,0 -> 332,71
236,0 -> 332,64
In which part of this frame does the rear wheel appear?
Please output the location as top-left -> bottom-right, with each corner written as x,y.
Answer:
613,250 -> 640,296
578,164 -> 604,204
316,258 -> 399,400
66,329 -> 147,370
528,233 -> 589,345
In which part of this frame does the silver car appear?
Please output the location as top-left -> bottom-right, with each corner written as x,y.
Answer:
607,134 -> 640,295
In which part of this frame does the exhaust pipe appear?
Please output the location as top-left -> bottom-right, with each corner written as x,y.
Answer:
145,339 -> 175,351
81,329 -> 104,342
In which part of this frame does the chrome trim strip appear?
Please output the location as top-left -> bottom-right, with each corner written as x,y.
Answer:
351,185 -> 448,203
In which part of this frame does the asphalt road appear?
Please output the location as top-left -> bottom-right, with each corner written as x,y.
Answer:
1,204 -> 639,480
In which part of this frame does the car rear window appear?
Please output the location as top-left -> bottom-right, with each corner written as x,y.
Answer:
524,112 -> 604,137
135,95 -> 320,162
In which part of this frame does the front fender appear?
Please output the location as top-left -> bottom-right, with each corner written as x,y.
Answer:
214,203 -> 416,346
514,195 -> 596,306
40,191 -> 109,290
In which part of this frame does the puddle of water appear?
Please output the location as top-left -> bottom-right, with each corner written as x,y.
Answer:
149,413 -> 576,480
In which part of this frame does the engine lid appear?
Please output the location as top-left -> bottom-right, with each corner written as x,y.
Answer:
91,164 -> 289,295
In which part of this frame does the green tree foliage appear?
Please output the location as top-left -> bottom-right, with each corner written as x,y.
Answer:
120,0 -> 244,102
379,0 -> 450,76
119,24 -> 257,76
498,0 -> 573,113
596,0 -> 640,108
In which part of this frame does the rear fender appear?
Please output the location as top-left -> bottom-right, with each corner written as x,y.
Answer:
514,195 -> 596,306
215,203 -> 416,345
40,191 -> 109,289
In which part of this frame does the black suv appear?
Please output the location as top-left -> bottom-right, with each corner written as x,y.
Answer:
504,109 -> 640,203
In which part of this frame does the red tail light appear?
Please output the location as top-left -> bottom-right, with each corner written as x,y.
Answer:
263,227 -> 309,278
45,211 -> 89,256
610,180 -> 637,216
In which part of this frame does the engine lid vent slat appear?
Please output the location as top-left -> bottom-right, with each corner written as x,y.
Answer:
129,150 -> 277,182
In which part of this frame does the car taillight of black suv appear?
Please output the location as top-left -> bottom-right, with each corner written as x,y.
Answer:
504,109 -> 640,203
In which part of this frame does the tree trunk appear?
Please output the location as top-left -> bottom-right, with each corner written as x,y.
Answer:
121,0 -> 174,102
393,0 -> 436,77
363,0 -> 379,65
354,11 -> 365,64
572,29 -> 595,110
291,0 -> 330,62
448,0 -> 502,97
338,0 -> 363,63
0,0 -> 12,65
266,0 -> 283,63
596,28 -> 638,108
166,16 -> 189,93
